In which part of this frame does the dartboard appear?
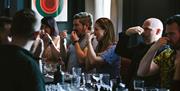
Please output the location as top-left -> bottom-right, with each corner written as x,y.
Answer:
34,0 -> 64,17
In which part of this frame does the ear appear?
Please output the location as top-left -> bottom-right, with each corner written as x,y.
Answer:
156,29 -> 161,35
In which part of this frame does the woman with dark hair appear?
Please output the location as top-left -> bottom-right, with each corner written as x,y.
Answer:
87,18 -> 120,78
40,16 -> 59,36
40,16 -> 64,71
31,16 -> 63,74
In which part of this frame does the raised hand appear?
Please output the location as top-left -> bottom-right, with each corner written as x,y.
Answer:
125,26 -> 144,36
87,32 -> 95,43
152,37 -> 169,50
71,31 -> 79,42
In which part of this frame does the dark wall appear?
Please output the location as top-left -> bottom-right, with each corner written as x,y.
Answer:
0,0 -> 85,33
1,0 -> 180,32
59,0 -> 85,32
123,0 -> 180,31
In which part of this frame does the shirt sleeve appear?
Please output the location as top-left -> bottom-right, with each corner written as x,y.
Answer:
153,48 -> 174,66
115,32 -> 130,57
100,45 -> 120,64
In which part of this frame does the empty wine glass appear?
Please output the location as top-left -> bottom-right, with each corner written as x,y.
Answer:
79,73 -> 88,91
92,74 -> 102,83
92,74 -> 103,91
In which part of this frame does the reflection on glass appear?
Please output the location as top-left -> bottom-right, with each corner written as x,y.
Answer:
133,80 -> 144,91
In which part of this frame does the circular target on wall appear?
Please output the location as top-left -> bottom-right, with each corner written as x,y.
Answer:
35,0 -> 64,17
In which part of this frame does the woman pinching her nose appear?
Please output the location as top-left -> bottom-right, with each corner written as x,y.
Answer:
39,16 -> 64,72
87,18 -> 120,79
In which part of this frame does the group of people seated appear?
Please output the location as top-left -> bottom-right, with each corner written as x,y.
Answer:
0,8 -> 180,91
116,16 -> 180,90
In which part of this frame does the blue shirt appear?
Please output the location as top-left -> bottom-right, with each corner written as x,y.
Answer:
98,45 -> 120,78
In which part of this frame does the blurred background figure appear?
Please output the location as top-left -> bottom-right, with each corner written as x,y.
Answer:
59,30 -> 68,69
0,9 -> 45,91
87,17 -> 120,79
30,31 -> 44,61
0,16 -> 12,44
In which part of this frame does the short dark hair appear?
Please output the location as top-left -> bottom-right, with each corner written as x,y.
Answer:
166,14 -> 180,32
0,16 -> 12,31
73,12 -> 93,31
11,9 -> 36,38
41,16 -> 59,36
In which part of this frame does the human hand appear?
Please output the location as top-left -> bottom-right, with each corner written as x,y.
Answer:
60,31 -> 67,39
125,26 -> 144,36
41,33 -> 52,47
71,31 -> 79,42
87,32 -> 94,43
152,37 -> 169,50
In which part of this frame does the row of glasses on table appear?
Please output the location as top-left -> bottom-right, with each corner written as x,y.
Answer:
133,80 -> 170,91
41,60 -> 170,91
43,66 -> 128,91
71,67 -> 111,91
72,67 -> 129,91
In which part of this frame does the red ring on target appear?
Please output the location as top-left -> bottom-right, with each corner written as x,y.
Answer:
40,0 -> 59,14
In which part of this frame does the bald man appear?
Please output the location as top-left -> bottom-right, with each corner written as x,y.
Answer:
115,18 -> 167,90
138,15 -> 180,89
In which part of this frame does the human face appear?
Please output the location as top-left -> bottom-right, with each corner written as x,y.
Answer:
94,23 -> 104,41
165,22 -> 180,48
41,24 -> 51,35
73,19 -> 86,37
142,20 -> 156,43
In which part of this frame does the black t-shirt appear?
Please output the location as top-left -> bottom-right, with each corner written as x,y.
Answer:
115,32 -> 169,88
0,44 -> 45,91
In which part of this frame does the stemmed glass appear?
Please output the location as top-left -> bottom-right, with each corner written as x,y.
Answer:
92,74 -> 103,91
79,73 -> 88,91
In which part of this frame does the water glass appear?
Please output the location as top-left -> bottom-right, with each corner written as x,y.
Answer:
101,74 -> 110,86
144,87 -> 159,91
71,67 -> 82,87
72,67 -> 82,76
133,80 -> 144,91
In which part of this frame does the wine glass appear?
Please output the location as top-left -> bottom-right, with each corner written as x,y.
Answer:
92,74 -> 102,83
92,74 -> 103,91
79,73 -> 88,91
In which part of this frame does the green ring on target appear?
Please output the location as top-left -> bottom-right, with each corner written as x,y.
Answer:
36,0 -> 64,17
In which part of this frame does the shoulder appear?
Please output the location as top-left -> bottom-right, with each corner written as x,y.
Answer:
0,44 -> 36,62
153,47 -> 174,64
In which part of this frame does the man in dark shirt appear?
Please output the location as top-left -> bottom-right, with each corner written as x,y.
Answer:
0,9 -> 45,91
115,18 -> 166,90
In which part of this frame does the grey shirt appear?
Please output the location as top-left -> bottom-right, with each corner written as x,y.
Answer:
67,34 -> 97,73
